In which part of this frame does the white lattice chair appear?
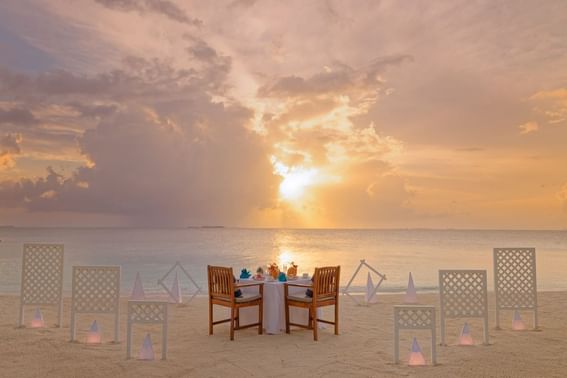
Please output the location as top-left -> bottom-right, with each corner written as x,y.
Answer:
393,305 -> 437,365
494,248 -> 538,329
19,243 -> 64,327
439,270 -> 489,345
70,266 -> 121,342
127,300 -> 168,360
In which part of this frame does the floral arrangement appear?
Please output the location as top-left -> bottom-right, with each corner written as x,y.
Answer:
268,263 -> 279,279
286,262 -> 298,278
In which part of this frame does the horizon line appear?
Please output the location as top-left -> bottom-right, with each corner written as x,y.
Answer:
1,225 -> 566,232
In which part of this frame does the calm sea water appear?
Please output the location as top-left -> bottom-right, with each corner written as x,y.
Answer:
1,228 -> 566,294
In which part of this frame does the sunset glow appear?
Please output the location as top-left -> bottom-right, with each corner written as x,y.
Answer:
0,1 -> 566,229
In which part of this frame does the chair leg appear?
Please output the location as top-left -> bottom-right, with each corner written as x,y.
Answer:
236,307 -> 240,329
285,299 -> 290,334
258,301 -> 263,335
230,307 -> 235,341
312,306 -> 318,341
334,304 -> 339,335
208,300 -> 213,335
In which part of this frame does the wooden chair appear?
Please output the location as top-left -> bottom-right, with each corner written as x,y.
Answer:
284,266 -> 340,341
207,265 -> 264,340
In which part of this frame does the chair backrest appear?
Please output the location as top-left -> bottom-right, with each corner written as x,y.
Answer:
313,266 -> 340,298
207,265 -> 234,300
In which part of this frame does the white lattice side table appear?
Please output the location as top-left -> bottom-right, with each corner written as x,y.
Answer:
19,243 -> 64,327
494,248 -> 538,330
127,300 -> 168,360
393,305 -> 437,365
439,270 -> 489,345
70,266 -> 121,342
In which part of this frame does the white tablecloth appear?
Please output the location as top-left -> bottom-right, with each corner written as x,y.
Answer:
239,277 -> 319,335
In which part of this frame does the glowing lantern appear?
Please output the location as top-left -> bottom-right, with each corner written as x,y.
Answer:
404,272 -> 417,304
139,333 -> 155,360
408,337 -> 426,366
458,322 -> 474,345
512,310 -> 526,331
170,271 -> 182,304
87,320 -> 101,344
30,308 -> 45,328
131,272 -> 146,300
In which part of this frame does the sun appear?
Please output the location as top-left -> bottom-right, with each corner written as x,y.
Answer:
271,157 -> 318,202
279,168 -> 317,201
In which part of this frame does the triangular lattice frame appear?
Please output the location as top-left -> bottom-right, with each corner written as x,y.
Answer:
157,262 -> 202,304
342,259 -> 386,306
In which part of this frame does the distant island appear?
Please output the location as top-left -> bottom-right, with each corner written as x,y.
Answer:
186,225 -> 225,229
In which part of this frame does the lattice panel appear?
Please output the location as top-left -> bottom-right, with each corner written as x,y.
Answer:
395,306 -> 435,329
72,266 -> 120,313
128,301 -> 167,323
494,248 -> 537,309
21,244 -> 64,304
439,270 -> 487,318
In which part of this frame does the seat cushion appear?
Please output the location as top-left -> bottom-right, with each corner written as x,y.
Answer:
235,293 -> 261,303
288,294 -> 335,303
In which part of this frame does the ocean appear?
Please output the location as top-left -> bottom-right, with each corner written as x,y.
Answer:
1,227 -> 566,295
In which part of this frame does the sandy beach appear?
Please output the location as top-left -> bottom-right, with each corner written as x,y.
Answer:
1,292 -> 566,378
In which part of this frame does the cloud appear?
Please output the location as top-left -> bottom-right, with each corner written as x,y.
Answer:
0,43 -> 279,225
0,106 -> 38,125
518,121 -> 540,134
0,133 -> 22,168
93,0 -> 202,26
529,88 -> 567,125
258,55 -> 412,99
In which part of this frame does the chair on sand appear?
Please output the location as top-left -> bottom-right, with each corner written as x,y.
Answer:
207,265 -> 264,340
284,266 -> 340,341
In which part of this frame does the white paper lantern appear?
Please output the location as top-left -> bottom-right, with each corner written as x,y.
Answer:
512,309 -> 526,331
365,273 -> 378,304
30,308 -> 45,328
458,322 -> 474,345
139,333 -> 155,361
87,320 -> 101,344
170,271 -> 182,304
404,272 -> 417,304
131,272 -> 146,300
408,337 -> 426,366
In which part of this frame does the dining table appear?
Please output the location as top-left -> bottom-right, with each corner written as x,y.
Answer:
238,276 -> 323,335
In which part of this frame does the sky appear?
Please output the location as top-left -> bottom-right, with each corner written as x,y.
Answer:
0,0 -> 566,229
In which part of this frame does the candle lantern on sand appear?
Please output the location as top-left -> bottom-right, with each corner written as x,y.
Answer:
458,322 -> 474,345
408,337 -> 426,366
30,308 -> 45,328
139,333 -> 155,360
87,320 -> 101,344
512,310 -> 526,331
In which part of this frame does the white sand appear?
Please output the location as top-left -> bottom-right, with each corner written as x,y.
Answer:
1,292 -> 566,377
